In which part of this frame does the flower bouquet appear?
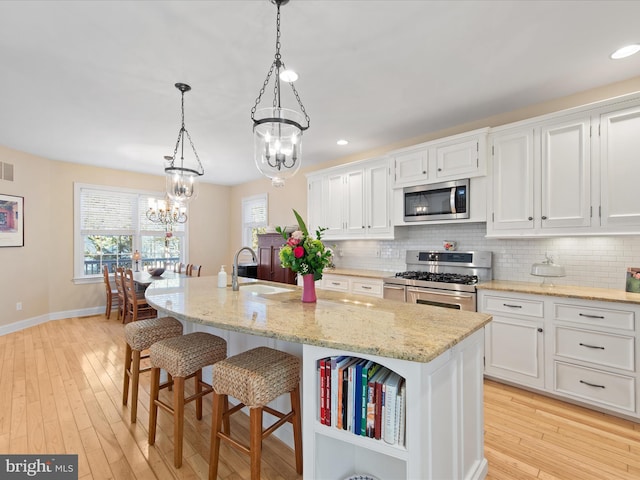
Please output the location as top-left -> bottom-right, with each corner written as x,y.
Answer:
277,209 -> 332,302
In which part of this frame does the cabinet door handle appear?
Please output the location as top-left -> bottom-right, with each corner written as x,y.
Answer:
528,216 -> 533,221
362,225 -> 365,229
361,285 -> 372,290
580,380 -> 605,389
537,328 -> 543,333
579,342 -> 605,350
503,303 -> 523,308
579,313 -> 605,319
331,282 -> 341,286
541,215 -> 548,220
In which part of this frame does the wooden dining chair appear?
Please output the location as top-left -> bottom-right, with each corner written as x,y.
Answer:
114,267 -> 127,322
188,264 -> 202,277
124,269 -> 157,323
103,266 -> 119,319
175,262 -> 185,274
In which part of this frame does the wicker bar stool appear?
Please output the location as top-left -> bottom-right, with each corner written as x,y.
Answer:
208,346 -> 302,480
122,316 -> 183,423
148,332 -> 227,468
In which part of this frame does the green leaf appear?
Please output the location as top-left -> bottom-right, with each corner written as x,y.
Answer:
293,209 -> 308,237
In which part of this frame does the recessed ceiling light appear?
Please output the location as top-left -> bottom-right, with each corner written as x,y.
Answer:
279,69 -> 298,82
610,44 -> 640,59
337,139 -> 349,146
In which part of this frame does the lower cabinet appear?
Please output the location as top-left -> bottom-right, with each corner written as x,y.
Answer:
321,273 -> 384,298
479,289 -> 640,419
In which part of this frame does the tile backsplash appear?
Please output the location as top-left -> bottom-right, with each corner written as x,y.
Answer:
329,223 -> 640,291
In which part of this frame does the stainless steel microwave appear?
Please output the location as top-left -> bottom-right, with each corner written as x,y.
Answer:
403,179 -> 470,222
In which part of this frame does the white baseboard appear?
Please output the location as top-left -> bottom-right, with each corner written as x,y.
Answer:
0,306 -> 105,336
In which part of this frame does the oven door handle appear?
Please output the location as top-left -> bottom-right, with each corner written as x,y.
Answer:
383,284 -> 406,290
407,287 -> 474,299
450,187 -> 457,214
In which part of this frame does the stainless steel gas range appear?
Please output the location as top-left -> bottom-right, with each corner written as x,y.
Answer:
383,250 -> 492,311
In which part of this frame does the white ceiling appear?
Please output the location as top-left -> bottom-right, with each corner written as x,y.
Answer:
1,0 -> 639,186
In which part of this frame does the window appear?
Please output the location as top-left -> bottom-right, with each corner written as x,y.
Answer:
74,183 -> 187,283
241,193 -> 267,251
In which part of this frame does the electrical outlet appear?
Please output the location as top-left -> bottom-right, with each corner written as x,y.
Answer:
16,302 -> 22,311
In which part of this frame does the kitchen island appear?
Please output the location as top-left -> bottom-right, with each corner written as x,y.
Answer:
145,275 -> 492,480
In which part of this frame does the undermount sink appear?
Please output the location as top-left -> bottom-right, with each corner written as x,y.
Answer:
240,284 -> 294,295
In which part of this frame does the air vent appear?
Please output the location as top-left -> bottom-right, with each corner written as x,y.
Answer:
1,162 -> 14,181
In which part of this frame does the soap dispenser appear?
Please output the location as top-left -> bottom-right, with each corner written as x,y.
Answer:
217,265 -> 227,288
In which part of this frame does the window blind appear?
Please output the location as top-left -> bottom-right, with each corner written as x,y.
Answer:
80,188 -> 136,233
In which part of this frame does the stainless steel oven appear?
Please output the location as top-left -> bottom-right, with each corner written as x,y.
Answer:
383,250 -> 492,312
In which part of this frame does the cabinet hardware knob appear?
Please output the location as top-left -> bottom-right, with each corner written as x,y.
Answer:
362,225 -> 365,229
541,215 -> 548,220
580,380 -> 605,389
579,342 -> 605,350
528,216 -> 533,221
537,328 -> 543,333
503,303 -> 522,308
422,171 -> 426,174
579,313 -> 605,319
437,168 -> 442,171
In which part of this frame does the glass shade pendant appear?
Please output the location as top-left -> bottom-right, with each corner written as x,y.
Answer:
251,0 -> 310,187
165,83 -> 204,203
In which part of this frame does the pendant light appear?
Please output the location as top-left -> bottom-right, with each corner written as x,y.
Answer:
165,83 -> 204,203
251,0 -> 310,188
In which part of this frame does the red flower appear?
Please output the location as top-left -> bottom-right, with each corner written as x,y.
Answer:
294,246 -> 305,258
287,237 -> 299,246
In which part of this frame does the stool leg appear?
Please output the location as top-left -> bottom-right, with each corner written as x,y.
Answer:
130,350 -> 141,423
173,376 -> 185,468
250,407 -> 263,480
148,367 -> 160,445
122,343 -> 132,406
290,385 -> 303,474
208,391 -> 225,480
223,395 -> 230,434
195,369 -> 203,420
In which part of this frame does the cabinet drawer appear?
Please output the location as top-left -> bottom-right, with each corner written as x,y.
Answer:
482,295 -> 544,318
554,303 -> 634,331
322,277 -> 349,292
351,280 -> 382,297
554,361 -> 636,412
555,326 -> 635,371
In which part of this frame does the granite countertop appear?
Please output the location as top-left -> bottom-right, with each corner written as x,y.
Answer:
145,276 -> 491,363
478,280 -> 640,305
322,268 -> 392,279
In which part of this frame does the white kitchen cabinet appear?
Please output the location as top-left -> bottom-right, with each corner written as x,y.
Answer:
306,173 -> 324,235
480,292 -> 545,388
321,273 -> 383,298
487,95 -> 640,237
307,157 -> 393,240
392,128 -> 488,188
487,115 -> 591,236
599,104 -> 640,229
480,287 -> 640,420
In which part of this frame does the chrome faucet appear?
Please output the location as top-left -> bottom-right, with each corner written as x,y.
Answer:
232,246 -> 258,291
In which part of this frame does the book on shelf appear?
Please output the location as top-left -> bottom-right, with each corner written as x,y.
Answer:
319,357 -> 328,425
332,356 -> 350,428
367,366 -> 391,439
352,359 -> 366,434
383,371 -> 404,445
361,361 -> 380,436
324,356 -> 332,426
346,359 -> 361,432
397,381 -> 406,447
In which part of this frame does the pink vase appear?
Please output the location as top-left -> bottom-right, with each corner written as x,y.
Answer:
301,274 -> 317,303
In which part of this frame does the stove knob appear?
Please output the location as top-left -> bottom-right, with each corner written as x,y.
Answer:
428,253 -> 437,261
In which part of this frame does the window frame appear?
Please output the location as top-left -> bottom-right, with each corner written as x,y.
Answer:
241,193 -> 268,252
73,183 -> 189,284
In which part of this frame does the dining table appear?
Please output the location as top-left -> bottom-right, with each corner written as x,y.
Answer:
132,270 -> 180,288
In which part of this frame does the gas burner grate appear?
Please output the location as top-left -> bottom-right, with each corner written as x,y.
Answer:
394,271 -> 479,285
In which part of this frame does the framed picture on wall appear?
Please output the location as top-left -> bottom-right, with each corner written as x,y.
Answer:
625,267 -> 640,293
0,193 -> 24,247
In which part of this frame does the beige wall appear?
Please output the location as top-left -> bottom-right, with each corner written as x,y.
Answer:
0,147 -> 230,329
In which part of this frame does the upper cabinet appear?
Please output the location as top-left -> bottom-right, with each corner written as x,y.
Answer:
306,157 -> 393,240
392,128 -> 489,188
487,96 -> 640,237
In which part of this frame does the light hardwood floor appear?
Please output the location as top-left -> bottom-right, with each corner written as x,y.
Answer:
1,314 -> 639,479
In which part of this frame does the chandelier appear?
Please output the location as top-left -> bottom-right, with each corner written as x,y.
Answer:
146,196 -> 187,229
165,83 -> 204,203
251,0 -> 310,188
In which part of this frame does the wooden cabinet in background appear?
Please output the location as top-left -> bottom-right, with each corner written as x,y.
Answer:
257,233 -> 297,285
